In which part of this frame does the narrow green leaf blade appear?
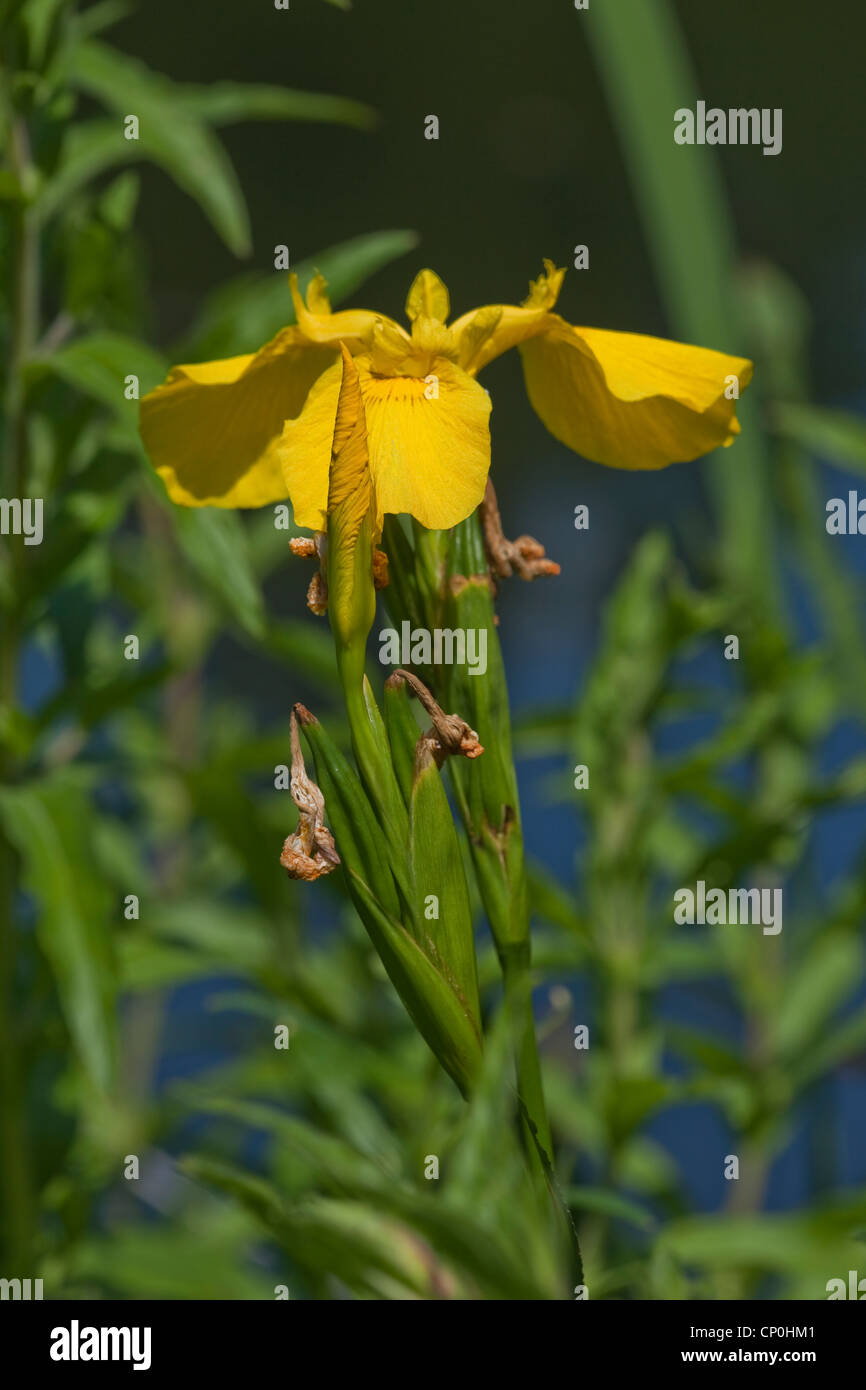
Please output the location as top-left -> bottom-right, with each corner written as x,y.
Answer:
28,331 -> 167,425
773,402 -> 866,476
178,82 -> 375,131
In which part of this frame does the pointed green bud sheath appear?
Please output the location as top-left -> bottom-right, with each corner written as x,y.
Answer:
297,702 -> 482,1097
323,348 -> 414,909
409,738 -> 482,1037
349,870 -> 482,1099
296,708 -> 481,1097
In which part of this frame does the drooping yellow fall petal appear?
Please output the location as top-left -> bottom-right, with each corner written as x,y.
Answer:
277,364 -> 340,531
364,361 -> 491,529
280,356 -> 492,532
140,328 -> 336,508
519,318 -> 753,470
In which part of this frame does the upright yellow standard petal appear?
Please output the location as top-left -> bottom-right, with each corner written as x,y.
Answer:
288,272 -> 406,351
281,356 -> 492,532
405,268 -> 450,325
140,328 -> 335,508
519,318 -> 753,470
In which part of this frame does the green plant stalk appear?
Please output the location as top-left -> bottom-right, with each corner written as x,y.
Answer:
381,516 -> 425,634
389,511 -> 554,1178
502,944 -> 554,1185
0,104 -> 39,1270
410,517 -> 448,630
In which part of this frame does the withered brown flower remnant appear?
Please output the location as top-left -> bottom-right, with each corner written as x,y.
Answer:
387,668 -> 484,767
280,710 -> 340,880
289,533 -> 328,616
289,531 -> 388,616
480,478 -> 561,587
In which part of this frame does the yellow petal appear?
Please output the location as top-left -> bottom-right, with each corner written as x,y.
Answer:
405,268 -> 450,325
364,360 -> 491,529
304,270 -> 332,315
288,272 -> 407,352
452,260 -> 565,375
280,356 -> 492,532
140,328 -> 336,508
278,362 -> 342,531
519,318 -> 753,469
454,304 -> 547,374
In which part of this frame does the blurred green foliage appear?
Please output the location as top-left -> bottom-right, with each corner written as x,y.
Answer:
1,0 -> 865,1300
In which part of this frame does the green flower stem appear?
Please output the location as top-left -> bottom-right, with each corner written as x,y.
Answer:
381,516 -> 425,633
0,102 -> 39,1270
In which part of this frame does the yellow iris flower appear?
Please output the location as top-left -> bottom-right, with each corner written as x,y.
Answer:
139,260 -> 752,532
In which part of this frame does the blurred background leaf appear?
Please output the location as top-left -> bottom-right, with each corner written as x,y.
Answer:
1,0 -> 865,1303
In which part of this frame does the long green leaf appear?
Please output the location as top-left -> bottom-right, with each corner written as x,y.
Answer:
27,331 -> 167,424
178,82 -> 375,131
585,0 -> 772,600
69,39 -> 251,255
0,776 -> 116,1093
